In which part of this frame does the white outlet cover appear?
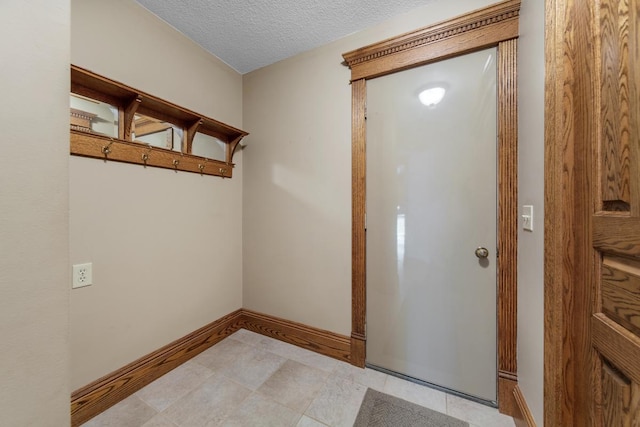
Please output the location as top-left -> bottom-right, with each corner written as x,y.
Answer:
72,263 -> 93,288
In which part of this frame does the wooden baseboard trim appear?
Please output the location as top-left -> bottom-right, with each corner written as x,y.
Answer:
350,334 -> 365,368
70,309 -> 244,426
70,309 -> 352,425
498,375 -> 520,418
240,309 -> 351,364
513,385 -> 537,427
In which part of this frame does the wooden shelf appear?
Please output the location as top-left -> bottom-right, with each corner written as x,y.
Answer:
70,65 -> 248,177
71,131 -> 233,177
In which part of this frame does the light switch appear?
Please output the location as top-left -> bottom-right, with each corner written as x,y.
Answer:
522,205 -> 534,232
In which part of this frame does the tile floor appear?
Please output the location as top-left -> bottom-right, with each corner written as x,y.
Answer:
82,329 -> 515,427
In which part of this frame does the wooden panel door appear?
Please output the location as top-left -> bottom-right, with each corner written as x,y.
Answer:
546,0 -> 640,424
592,0 -> 640,424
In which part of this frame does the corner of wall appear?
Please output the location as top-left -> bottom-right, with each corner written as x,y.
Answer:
69,0 -> 244,389
0,0 -> 71,424
516,0 -> 545,423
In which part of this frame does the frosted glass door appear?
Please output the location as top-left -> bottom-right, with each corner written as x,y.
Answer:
366,47 -> 497,402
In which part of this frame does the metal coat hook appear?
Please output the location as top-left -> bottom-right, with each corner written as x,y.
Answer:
173,159 -> 180,170
101,139 -> 115,157
141,144 -> 152,165
198,159 -> 207,174
219,167 -> 226,178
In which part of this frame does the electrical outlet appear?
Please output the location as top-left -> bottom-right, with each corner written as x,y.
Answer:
72,263 -> 93,288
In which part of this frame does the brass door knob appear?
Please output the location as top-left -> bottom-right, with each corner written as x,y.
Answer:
475,247 -> 489,258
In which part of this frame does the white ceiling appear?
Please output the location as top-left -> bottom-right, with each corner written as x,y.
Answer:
135,0 -> 438,74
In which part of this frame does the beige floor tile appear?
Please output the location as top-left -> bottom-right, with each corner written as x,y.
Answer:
136,361 -> 213,411
296,416 -> 328,427
382,375 -> 448,413
258,337 -> 339,373
81,395 -> 157,427
191,338 -> 255,371
332,363 -> 388,390
304,374 -> 367,427
257,359 -> 330,412
81,335 -> 516,427
160,373 -> 251,427
140,414 -> 179,427
228,329 -> 264,346
446,395 -> 515,427
217,346 -> 287,390
219,392 -> 301,427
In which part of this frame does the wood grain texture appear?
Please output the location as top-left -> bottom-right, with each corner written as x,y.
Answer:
71,131 -> 233,178
593,216 -> 640,257
184,119 -> 203,154
601,360 -> 638,426
600,0 -> 632,210
228,136 -> 244,165
70,65 -> 248,172
592,313 -> 640,385
342,0 -> 521,81
513,418 -> 529,427
629,0 -> 640,218
240,309 -> 351,363
602,256 -> 640,336
497,376 -> 520,418
351,78 -> 367,368
591,0 -> 640,424
544,0 -> 601,425
513,385 -> 537,426
120,96 -> 141,141
70,310 -> 244,426
497,38 -> 518,378
350,335 -> 365,368
542,1 -> 563,424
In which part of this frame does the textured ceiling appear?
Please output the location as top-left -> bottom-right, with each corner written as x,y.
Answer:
135,0 -> 438,74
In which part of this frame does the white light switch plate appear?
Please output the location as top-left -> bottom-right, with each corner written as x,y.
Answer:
522,205 -> 534,232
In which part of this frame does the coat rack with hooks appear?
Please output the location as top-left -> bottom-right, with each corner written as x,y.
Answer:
70,65 -> 248,178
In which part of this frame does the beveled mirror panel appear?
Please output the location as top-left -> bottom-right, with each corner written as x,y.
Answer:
191,132 -> 226,161
132,114 -> 183,152
70,94 -> 119,138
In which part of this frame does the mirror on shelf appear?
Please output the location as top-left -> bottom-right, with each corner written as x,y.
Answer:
191,132 -> 226,161
70,94 -> 118,138
70,65 -> 249,177
132,114 -> 183,152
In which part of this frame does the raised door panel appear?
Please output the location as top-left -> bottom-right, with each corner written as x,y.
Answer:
593,0 -> 640,425
599,0 -> 633,211
601,362 -> 640,426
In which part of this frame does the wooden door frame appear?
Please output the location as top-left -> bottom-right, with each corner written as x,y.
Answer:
544,0 -> 583,423
342,0 -> 521,414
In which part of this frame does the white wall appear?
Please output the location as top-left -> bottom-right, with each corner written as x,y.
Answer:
517,0 -> 545,423
242,0 -> 497,336
0,1 -> 70,425
70,0 -> 244,389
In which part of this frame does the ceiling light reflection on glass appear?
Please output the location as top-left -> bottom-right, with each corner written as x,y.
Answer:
418,87 -> 446,107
